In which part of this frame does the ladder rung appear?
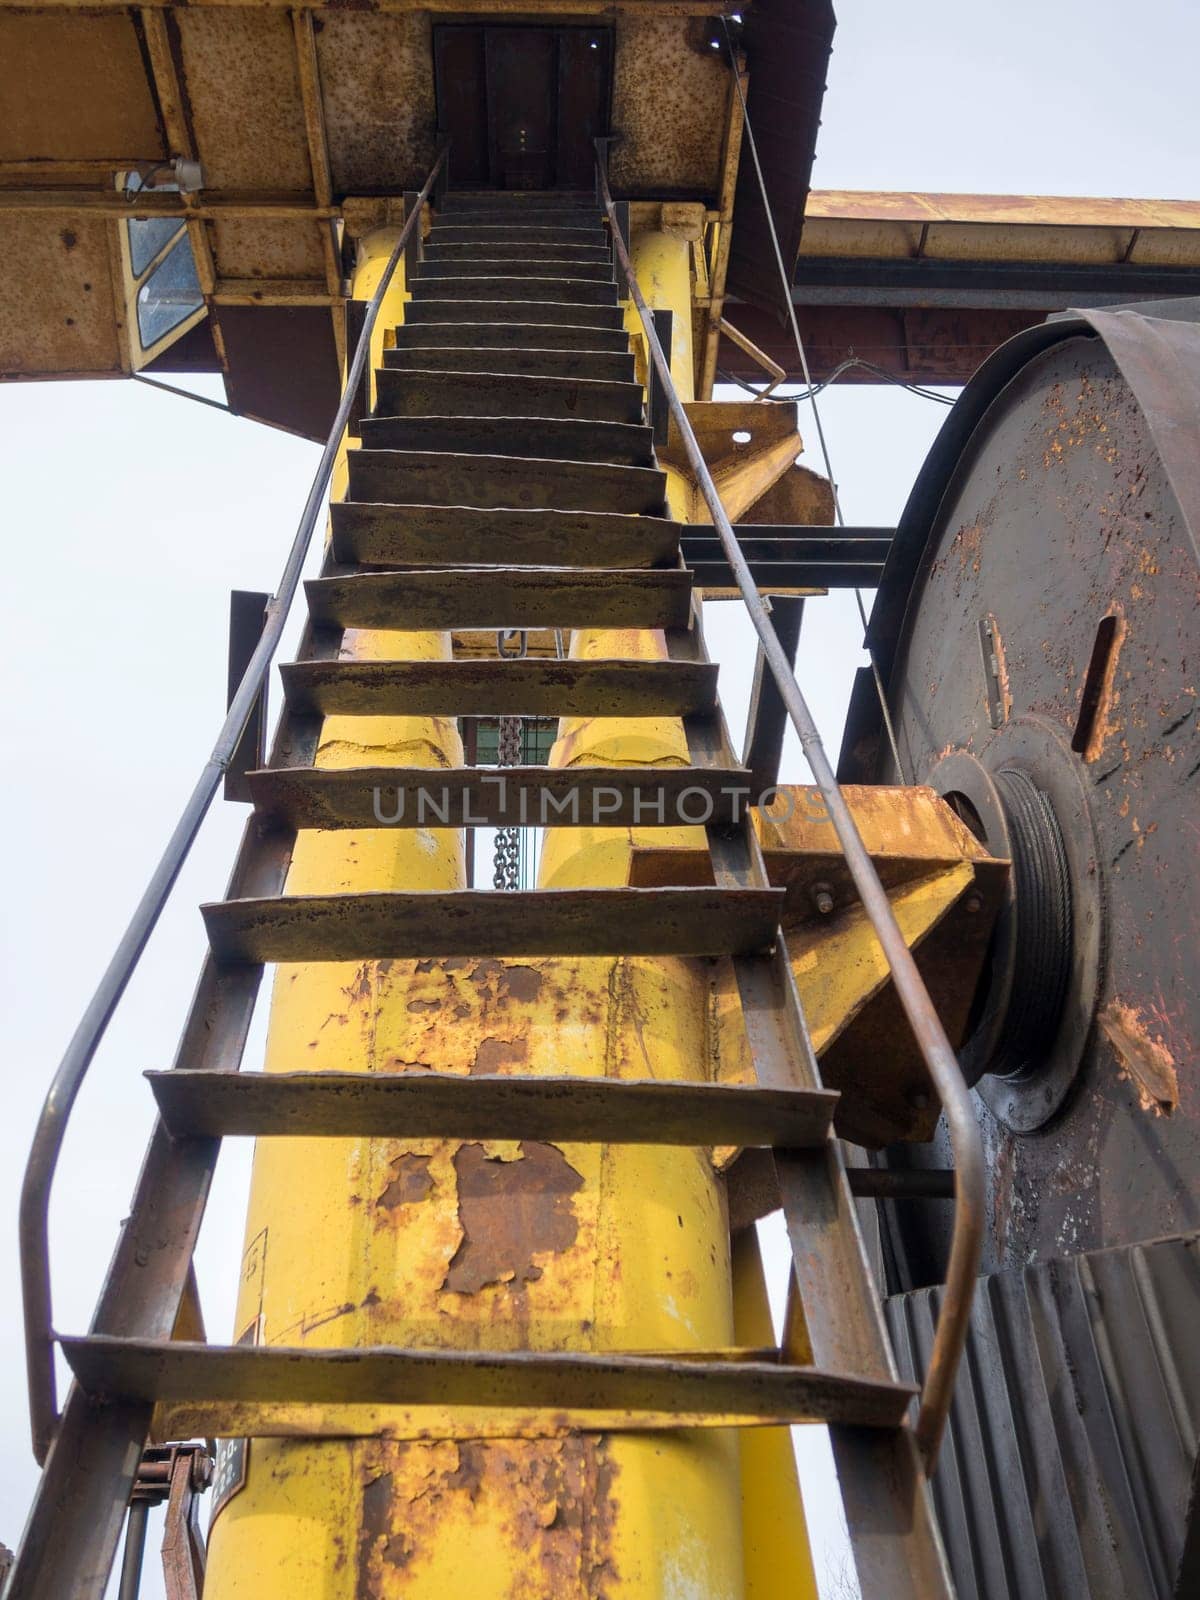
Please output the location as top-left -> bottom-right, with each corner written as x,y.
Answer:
382,347 -> 640,384
346,449 -> 666,517
392,318 -> 631,353
62,1335 -> 916,1430
359,413 -> 652,466
248,763 -> 747,830
405,298 -> 625,330
304,567 -> 692,631
415,257 -> 615,282
200,887 -> 786,964
280,657 -> 716,717
330,502 -> 681,569
146,1069 -> 839,1145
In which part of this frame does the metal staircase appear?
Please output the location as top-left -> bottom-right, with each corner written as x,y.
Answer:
10,168 -> 971,1599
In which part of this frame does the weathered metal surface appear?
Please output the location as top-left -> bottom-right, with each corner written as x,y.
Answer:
147,1068 -> 838,1146
394,315 -> 630,350
608,15 -> 730,195
346,447 -> 666,514
358,413 -> 653,465
330,501 -> 680,569
742,594 -> 805,795
403,296 -> 626,331
415,272 -> 616,306
63,1335 -> 917,1429
0,215 -> 121,376
632,784 -> 1006,1146
855,309 -> 1200,1280
305,566 -> 691,630
382,345 -> 640,388
281,656 -> 716,717
202,886 -> 786,963
887,1232 -> 1200,1600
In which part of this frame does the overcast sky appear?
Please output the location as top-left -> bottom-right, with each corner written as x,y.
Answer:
2,2 -> 1197,1595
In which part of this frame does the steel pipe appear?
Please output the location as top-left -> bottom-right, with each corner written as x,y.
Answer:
595,146 -> 983,1473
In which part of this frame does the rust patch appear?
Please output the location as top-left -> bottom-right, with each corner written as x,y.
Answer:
443,1142 -> 584,1294
471,1034 -> 529,1076
1100,1000 -> 1179,1113
377,1152 -> 434,1209
356,1437 -> 619,1592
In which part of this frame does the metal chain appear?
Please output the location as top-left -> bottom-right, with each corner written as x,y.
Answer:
493,630 -> 527,891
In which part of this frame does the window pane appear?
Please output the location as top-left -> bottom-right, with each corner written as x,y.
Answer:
136,237 -> 202,349
128,216 -> 185,277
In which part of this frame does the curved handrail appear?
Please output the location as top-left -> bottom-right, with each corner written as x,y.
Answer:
594,148 -> 983,1473
19,144 -> 449,1462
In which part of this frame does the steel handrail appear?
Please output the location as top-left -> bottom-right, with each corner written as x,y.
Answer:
594,147 -> 983,1472
19,144 -> 449,1461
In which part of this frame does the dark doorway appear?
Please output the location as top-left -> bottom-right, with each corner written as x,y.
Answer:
433,23 -> 613,190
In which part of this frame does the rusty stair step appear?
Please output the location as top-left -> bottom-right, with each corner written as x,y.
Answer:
61,1335 -> 917,1431
358,414 -> 652,466
378,354 -> 637,403
280,656 -> 716,718
433,207 -> 603,228
248,762 -> 745,831
346,448 -> 666,516
423,240 -> 613,264
146,1069 -> 838,1146
304,566 -> 691,630
391,319 -> 630,353
440,189 -> 596,209
329,503 -> 681,569
405,297 -> 624,331
429,224 -> 609,249
412,274 -> 617,307
383,346 -> 633,387
201,885 -> 786,963
415,256 -> 614,282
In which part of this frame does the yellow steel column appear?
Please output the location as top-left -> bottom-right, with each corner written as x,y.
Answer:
204,217 -> 814,1600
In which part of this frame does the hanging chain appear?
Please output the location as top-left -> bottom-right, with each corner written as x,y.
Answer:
493,630 -> 527,891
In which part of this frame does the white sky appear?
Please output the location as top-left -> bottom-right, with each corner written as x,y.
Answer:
1,1 -> 1197,1595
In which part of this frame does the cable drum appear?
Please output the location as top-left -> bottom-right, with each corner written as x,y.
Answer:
987,769 -> 1073,1081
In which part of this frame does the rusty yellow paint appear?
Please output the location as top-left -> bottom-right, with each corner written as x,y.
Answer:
657,398 -> 809,525
202,205 -> 812,1600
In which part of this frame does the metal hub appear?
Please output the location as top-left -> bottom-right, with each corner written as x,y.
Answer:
932,719 -> 1102,1130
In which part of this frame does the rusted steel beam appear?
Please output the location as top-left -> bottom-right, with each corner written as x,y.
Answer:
61,1335 -> 917,1430
146,1069 -> 839,1146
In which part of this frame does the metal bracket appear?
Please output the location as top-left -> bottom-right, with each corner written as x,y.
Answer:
224,591 -> 270,803
742,595 -> 805,797
648,309 -> 674,446
118,1445 -> 212,1600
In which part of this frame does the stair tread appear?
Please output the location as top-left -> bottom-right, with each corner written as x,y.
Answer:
62,1334 -> 916,1429
417,258 -> 614,280
201,886 -> 784,963
406,299 -> 625,329
391,321 -> 631,353
413,275 -> 618,304
280,656 -> 715,717
146,1068 -> 838,1146
382,348 -> 640,385
329,503 -> 682,569
248,762 -> 748,830
345,449 -> 666,516
358,413 -> 652,466
304,566 -> 691,630
430,226 -> 609,246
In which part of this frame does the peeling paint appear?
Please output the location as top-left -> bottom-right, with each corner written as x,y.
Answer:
377,1153 -> 435,1210
1100,1000 -> 1179,1113
444,1142 -> 584,1294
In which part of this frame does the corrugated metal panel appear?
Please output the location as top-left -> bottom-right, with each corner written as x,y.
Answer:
887,1234 -> 1200,1600
725,0 -> 835,319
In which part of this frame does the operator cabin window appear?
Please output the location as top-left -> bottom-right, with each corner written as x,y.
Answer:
122,176 -> 204,356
